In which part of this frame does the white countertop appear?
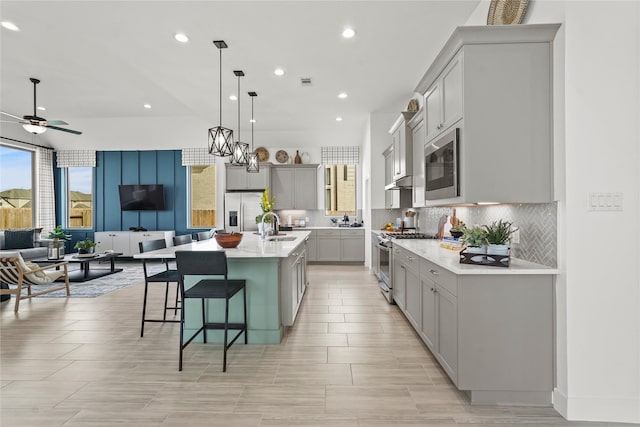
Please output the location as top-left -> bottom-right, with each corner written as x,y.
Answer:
133,231 -> 310,259
392,239 -> 558,275
302,226 -> 365,230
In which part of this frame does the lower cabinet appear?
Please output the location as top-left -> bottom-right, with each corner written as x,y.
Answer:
95,231 -> 175,256
280,243 -> 307,326
393,243 -> 554,406
309,229 -> 364,263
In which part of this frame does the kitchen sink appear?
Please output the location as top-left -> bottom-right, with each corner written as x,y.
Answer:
267,236 -> 297,242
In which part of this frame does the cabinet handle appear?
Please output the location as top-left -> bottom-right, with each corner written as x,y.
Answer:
400,265 -> 405,269
292,252 -> 299,257
433,287 -> 438,293
407,256 -> 414,261
429,268 -> 439,276
430,287 -> 435,292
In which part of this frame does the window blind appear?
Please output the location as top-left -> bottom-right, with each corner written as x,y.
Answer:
181,148 -> 216,166
321,146 -> 359,165
55,150 -> 96,167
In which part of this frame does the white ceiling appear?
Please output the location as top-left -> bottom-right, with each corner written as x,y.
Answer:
0,1 -> 480,151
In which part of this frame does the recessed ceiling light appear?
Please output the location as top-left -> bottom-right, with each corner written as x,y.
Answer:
174,33 -> 189,43
249,119 -> 256,123
338,92 -> 348,99
143,104 -> 152,109
1,21 -> 20,31
342,28 -> 356,39
229,95 -> 238,101
274,68 -> 285,76
37,106 -> 46,111
336,117 -> 343,122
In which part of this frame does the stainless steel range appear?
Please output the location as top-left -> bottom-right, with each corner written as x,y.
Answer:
376,232 -> 434,303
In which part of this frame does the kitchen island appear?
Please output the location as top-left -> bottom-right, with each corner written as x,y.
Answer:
133,230 -> 311,344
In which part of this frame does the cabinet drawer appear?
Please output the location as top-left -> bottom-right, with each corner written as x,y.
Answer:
316,229 -> 341,237
420,259 -> 457,296
340,229 -> 364,238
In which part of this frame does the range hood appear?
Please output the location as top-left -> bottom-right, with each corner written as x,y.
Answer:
384,175 -> 413,190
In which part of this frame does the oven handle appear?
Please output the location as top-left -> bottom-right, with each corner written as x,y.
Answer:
376,243 -> 390,252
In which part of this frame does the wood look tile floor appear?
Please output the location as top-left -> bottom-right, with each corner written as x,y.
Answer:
0,265 -> 626,426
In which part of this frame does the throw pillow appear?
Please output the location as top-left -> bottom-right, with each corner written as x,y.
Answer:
4,229 -> 35,250
24,261 -> 47,279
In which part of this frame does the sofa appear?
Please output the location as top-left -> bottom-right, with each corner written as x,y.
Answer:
0,228 -> 48,261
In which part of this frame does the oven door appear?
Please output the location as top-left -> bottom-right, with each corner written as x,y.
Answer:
425,128 -> 459,200
376,242 -> 393,303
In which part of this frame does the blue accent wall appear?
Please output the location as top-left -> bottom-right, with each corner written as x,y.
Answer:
55,150 -> 204,248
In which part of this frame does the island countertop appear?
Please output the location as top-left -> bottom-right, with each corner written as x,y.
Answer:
133,230 -> 311,259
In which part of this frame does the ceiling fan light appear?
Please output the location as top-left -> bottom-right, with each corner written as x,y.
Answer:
208,126 -> 234,156
230,141 -> 249,165
23,123 -> 46,134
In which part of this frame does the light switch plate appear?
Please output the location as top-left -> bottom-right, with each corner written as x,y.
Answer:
588,192 -> 623,211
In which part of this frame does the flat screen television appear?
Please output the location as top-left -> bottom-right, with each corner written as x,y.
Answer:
118,184 -> 165,211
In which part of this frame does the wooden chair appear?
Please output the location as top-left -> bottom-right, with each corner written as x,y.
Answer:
138,239 -> 181,337
173,234 -> 193,246
0,252 -> 70,312
175,250 -> 247,372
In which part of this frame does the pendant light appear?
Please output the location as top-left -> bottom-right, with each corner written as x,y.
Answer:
230,70 -> 249,165
208,40 -> 234,157
247,91 -> 259,173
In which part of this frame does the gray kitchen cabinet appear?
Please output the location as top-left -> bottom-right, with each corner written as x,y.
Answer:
409,109 -> 426,208
225,163 -> 270,191
436,285 -> 458,382
404,260 -> 420,330
383,144 -> 412,209
306,230 -> 317,261
371,232 -> 380,278
316,229 -> 341,262
340,229 -> 365,262
415,24 -> 560,205
392,246 -> 408,310
389,112 -> 414,181
271,165 -> 318,209
383,145 -> 393,187
420,275 -> 437,352
424,53 -> 463,143
280,242 -> 307,326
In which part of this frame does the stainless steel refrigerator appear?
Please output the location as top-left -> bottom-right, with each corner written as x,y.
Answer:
224,192 -> 262,232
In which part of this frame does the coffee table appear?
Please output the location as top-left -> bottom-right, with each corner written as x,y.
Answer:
33,252 -> 123,282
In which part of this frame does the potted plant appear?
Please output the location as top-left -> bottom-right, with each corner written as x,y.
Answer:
484,219 -> 516,255
450,220 -> 466,239
74,238 -> 97,255
47,225 -> 71,259
461,226 -> 488,254
256,188 -> 275,234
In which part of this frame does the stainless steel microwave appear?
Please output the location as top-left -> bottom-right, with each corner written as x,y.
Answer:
424,128 -> 459,200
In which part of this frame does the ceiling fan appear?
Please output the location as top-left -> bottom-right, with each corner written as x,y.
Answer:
0,77 -> 82,135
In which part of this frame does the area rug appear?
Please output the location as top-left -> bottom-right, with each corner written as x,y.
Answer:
15,262 -> 147,298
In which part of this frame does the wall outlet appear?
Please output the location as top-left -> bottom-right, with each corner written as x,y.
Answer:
511,227 -> 520,244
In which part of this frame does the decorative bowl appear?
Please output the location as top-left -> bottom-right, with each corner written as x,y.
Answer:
214,232 -> 243,248
450,230 -> 464,238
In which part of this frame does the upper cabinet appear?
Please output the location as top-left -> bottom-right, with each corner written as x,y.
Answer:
226,163 -> 270,191
414,24 -> 561,205
383,144 -> 411,209
270,164 -> 318,210
388,112 -> 415,182
408,109 -> 426,208
424,54 -> 463,143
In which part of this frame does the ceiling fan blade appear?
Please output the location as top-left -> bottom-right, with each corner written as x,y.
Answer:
46,120 -> 68,126
46,125 -> 82,135
1,111 -> 24,120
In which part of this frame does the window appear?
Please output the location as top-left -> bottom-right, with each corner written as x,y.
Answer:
324,164 -> 356,216
0,144 -> 34,228
67,167 -> 93,228
188,165 -> 216,227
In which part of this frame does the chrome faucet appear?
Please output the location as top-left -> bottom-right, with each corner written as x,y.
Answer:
261,211 -> 280,239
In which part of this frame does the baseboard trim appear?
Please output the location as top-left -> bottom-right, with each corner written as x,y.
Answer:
562,394 -> 640,424
553,388 -> 568,418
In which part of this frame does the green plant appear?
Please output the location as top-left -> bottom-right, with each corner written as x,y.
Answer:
450,220 -> 467,232
48,225 -> 71,240
484,219 -> 516,245
74,238 -> 96,250
461,226 -> 488,247
256,188 -> 276,223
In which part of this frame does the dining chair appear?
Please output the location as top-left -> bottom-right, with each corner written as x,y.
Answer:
173,234 -> 193,246
175,250 -> 247,372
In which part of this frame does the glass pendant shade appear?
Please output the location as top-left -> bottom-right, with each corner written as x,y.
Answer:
208,126 -> 234,156
247,152 -> 259,173
247,91 -> 259,173
23,123 -> 46,134
231,141 -> 249,165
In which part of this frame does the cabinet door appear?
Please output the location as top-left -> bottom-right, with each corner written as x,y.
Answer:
307,235 -> 317,262
94,232 -> 110,253
384,149 -> 393,187
436,286 -> 458,383
392,251 -> 406,310
421,275 -> 437,352
340,232 -> 364,262
392,128 -> 402,180
271,168 -> 294,209
371,239 -> 380,277
412,119 -> 426,207
441,54 -> 463,130
405,266 -> 421,328
246,164 -> 269,190
385,190 -> 394,209
424,83 -> 441,142
317,237 -> 341,261
294,168 -> 317,209
226,165 -> 247,190
111,232 -> 131,256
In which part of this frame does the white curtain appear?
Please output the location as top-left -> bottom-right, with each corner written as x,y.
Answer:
37,147 -> 55,234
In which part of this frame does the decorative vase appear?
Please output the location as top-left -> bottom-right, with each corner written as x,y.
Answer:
301,152 -> 310,163
47,239 -> 65,260
294,150 -> 302,164
78,247 -> 95,255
